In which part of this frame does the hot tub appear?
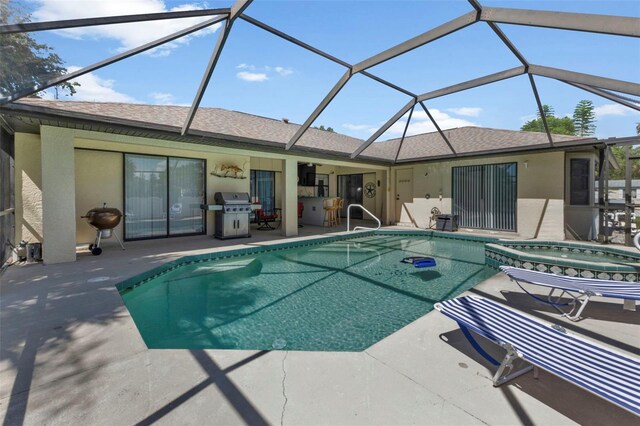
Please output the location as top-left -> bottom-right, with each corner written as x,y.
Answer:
485,240 -> 640,282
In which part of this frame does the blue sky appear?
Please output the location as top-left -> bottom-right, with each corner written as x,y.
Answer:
16,0 -> 640,140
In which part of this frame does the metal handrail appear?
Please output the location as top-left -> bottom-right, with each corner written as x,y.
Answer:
0,208 -> 15,218
346,204 -> 381,232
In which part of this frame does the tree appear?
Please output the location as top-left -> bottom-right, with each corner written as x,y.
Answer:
315,125 -> 335,132
572,100 -> 596,136
0,2 -> 78,99
636,122 -> 640,135
608,145 -> 640,180
520,104 -> 576,136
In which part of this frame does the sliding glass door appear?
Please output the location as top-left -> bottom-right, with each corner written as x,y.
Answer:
338,174 -> 363,219
125,154 -> 205,240
250,170 -> 275,214
452,162 -> 517,231
169,158 -> 205,235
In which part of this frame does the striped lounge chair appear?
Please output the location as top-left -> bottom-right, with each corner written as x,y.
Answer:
435,296 -> 640,416
500,266 -> 640,321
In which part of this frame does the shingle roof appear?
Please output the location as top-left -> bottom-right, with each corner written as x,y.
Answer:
6,99 -> 591,162
387,126 -> 583,161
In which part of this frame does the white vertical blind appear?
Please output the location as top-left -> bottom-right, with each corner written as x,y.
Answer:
453,162 -> 517,231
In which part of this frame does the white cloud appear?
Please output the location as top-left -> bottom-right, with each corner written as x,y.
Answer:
387,109 -> 477,137
594,103 -> 640,117
42,66 -> 136,102
341,109 -> 477,139
342,123 -> 378,133
237,71 -> 269,82
274,66 -> 294,76
32,0 -> 222,56
148,92 -> 188,106
235,64 -> 293,81
446,107 -> 482,117
520,114 -> 537,123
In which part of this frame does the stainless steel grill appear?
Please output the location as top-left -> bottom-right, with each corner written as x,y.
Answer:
212,192 -> 252,239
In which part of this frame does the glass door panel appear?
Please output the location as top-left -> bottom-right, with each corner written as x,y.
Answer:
169,158 -> 205,235
125,154 -> 168,239
338,174 -> 363,219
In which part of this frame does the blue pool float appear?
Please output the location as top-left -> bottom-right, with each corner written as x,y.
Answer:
401,256 -> 437,268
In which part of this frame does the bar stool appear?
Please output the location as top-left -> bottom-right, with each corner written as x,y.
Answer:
323,198 -> 338,227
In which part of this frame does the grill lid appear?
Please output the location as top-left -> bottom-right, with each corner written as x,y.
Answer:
214,192 -> 251,205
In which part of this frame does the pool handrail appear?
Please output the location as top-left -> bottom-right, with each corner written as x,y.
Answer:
347,204 -> 381,232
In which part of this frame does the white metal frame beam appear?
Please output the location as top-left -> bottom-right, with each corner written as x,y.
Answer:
351,99 -> 416,158
0,15 -> 227,105
351,11 -> 479,73
286,10 -> 479,150
0,8 -> 230,34
529,65 -> 640,97
480,7 -> 640,38
394,105 -> 415,163
418,101 -> 457,156
181,0 -> 253,135
565,83 -> 640,112
417,66 -> 526,102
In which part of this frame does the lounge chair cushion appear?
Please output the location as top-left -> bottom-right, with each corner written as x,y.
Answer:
436,296 -> 640,415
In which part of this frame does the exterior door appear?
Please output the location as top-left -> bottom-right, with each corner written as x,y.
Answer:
395,169 -> 413,223
338,174 -> 363,219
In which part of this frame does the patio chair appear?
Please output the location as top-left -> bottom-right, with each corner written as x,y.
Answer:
255,208 -> 279,230
500,266 -> 640,321
298,202 -> 304,228
435,296 -> 640,416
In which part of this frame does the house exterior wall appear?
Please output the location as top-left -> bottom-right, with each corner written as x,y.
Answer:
41,126 -> 76,263
14,128 -> 388,262
393,151 -> 566,239
74,137 -> 251,243
13,123 -> 580,263
14,133 -> 42,245
75,150 -> 123,244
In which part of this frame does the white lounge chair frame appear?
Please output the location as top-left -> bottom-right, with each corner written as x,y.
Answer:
500,266 -> 640,321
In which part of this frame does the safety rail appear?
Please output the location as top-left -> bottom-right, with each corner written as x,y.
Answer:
347,204 -> 381,232
0,208 -> 15,218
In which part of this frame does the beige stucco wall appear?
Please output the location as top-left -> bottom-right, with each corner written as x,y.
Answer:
14,133 -> 42,245
41,126 -> 77,263
394,151 -> 566,239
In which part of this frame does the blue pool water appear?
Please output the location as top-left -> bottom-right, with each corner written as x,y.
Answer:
121,234 -> 495,351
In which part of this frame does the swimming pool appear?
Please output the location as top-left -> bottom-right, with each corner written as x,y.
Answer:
119,232 -> 496,351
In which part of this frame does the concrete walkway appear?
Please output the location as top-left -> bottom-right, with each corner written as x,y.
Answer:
1,228 -> 638,425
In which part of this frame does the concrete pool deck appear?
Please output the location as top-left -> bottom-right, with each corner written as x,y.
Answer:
1,227 -> 639,425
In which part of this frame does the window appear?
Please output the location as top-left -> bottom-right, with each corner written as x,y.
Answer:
315,173 -> 329,197
452,162 -> 517,231
250,170 -> 275,214
570,158 -> 591,205
124,154 -> 205,240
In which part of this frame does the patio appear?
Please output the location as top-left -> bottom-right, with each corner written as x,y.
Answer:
1,228 -> 638,425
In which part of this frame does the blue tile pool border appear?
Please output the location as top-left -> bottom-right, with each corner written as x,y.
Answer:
116,230 -> 498,293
